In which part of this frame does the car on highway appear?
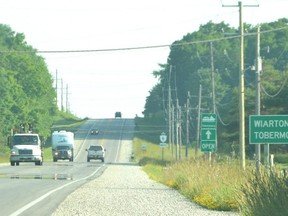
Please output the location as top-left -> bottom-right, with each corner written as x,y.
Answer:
90,128 -> 99,135
86,145 -> 105,162
115,112 -> 122,118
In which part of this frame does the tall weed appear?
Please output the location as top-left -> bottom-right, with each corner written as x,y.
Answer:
161,160 -> 243,211
238,170 -> 288,216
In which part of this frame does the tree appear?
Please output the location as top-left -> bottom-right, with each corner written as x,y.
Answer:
0,24 -> 57,140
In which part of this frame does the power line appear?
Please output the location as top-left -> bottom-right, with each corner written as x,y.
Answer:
0,26 -> 287,54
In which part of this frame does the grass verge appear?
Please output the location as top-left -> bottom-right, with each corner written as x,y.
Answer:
132,136 -> 242,212
133,135 -> 288,214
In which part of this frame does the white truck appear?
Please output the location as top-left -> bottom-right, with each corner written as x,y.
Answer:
9,133 -> 43,166
52,131 -> 74,162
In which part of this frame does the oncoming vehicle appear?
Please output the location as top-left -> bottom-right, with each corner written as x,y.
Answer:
8,133 -> 44,166
90,129 -> 99,135
115,112 -> 122,118
52,131 -> 74,162
86,145 -> 105,162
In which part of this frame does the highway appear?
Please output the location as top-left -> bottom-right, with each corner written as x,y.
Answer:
0,118 -> 135,216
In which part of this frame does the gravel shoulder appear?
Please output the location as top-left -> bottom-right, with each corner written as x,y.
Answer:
52,139 -> 240,216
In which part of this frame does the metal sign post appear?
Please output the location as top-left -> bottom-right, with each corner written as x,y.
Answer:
160,132 -> 167,161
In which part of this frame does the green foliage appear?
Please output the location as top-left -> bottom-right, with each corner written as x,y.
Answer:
274,154 -> 288,164
144,19 -> 288,157
238,170 -> 288,216
0,24 -> 58,140
0,24 -> 85,161
134,116 -> 166,144
134,117 -> 288,213
133,135 -> 242,212
162,160 -> 243,211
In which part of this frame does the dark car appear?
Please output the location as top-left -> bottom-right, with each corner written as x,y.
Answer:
90,129 -> 99,135
115,112 -> 122,118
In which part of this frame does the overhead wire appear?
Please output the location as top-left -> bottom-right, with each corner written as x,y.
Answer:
1,25 -> 287,54
260,71 -> 288,98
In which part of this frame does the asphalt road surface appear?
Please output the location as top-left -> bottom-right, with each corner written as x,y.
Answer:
0,118 -> 134,216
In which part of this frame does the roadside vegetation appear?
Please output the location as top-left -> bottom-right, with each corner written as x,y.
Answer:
133,118 -> 288,215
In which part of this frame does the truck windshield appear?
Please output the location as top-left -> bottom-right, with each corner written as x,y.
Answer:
13,136 -> 38,145
56,146 -> 70,150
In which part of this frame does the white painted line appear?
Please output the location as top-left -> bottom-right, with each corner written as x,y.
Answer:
10,165 -> 104,216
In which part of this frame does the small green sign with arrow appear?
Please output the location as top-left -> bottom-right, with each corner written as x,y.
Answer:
201,113 -> 217,152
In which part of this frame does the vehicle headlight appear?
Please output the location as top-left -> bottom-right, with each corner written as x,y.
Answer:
11,150 -> 17,155
54,152 -> 59,156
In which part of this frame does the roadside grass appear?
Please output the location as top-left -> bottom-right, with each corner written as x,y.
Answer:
133,136 -> 288,214
238,169 -> 288,216
133,136 -> 243,211
133,117 -> 288,213
51,116 -> 86,133
43,146 -> 53,162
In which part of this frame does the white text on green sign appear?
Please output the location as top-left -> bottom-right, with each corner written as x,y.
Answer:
201,113 -> 216,128
249,115 -> 288,144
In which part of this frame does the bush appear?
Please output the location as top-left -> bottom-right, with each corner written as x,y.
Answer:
274,154 -> 288,164
238,170 -> 288,216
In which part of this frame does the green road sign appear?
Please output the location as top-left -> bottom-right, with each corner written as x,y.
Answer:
201,113 -> 217,128
249,115 -> 288,144
201,113 -> 217,152
201,128 -> 216,152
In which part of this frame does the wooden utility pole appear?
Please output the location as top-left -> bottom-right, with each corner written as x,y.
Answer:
176,99 -> 179,160
186,92 -> 190,159
239,1 -> 246,170
56,69 -> 58,108
210,42 -> 216,114
171,105 -> 175,159
255,26 -> 261,173
61,78 -> 64,112
168,65 -> 173,158
196,85 -> 202,157
223,1 -> 259,170
66,84 -> 69,113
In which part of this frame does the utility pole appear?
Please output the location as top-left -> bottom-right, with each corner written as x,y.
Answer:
186,92 -> 190,159
223,1 -> 259,170
55,69 -> 58,108
255,26 -> 262,173
176,100 -> 179,160
178,102 -> 182,160
210,42 -> 216,114
61,78 -> 64,112
66,84 -> 69,113
239,1 -> 246,170
210,41 -> 217,154
168,65 -> 173,158
171,104 -> 175,159
196,84 -> 202,157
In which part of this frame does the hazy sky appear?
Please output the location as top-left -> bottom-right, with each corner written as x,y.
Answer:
0,0 -> 287,118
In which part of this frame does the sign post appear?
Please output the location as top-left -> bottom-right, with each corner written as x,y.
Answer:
201,113 -> 217,152
159,132 -> 167,161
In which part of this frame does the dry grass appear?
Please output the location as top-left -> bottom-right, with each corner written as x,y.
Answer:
133,137 -> 244,211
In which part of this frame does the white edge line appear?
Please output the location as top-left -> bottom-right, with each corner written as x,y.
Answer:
10,165 -> 104,216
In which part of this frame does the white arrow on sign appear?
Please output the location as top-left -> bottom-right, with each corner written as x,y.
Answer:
206,130 -> 212,139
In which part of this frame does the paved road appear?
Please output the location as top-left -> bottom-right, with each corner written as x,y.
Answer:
0,118 -> 133,216
52,119 -> 240,216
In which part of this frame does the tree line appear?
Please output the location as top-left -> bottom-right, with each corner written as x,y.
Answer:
143,18 -> 288,157
0,24 -> 57,143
